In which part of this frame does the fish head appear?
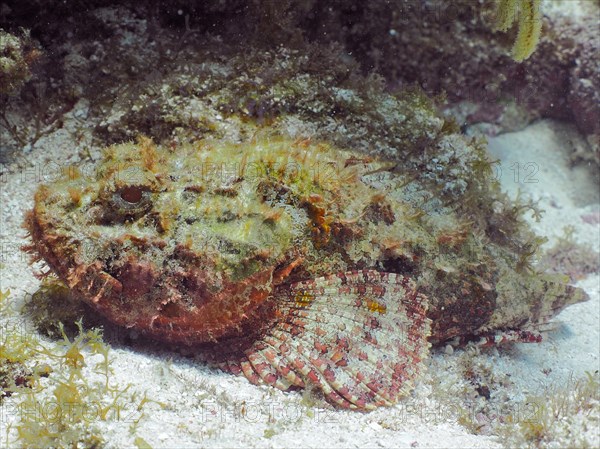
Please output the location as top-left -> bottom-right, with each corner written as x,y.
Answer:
24,137 -> 337,344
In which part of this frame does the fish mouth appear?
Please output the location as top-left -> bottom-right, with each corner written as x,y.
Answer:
24,209 -> 280,345
23,209 -> 74,279
85,260 -> 277,346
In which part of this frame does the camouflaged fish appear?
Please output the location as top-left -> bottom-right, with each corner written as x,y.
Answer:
24,136 -> 588,410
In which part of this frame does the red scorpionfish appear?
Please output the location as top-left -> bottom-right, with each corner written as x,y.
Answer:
24,136 -> 588,410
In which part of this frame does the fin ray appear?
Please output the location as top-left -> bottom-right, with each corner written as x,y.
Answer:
239,270 -> 431,410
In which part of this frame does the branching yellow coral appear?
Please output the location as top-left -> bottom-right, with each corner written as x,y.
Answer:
494,0 -> 543,62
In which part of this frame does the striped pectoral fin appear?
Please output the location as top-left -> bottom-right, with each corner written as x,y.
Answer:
239,270 -> 431,410
468,329 -> 543,348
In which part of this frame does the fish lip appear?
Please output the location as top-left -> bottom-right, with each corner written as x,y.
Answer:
58,260 -> 277,345
25,211 -> 280,345
132,266 -> 278,345
22,209 -> 73,279
24,211 -> 272,345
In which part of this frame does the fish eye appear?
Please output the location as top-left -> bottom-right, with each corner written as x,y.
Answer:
107,185 -> 153,221
119,185 -> 144,204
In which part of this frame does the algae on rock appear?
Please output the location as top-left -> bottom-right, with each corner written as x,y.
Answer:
494,0 -> 543,62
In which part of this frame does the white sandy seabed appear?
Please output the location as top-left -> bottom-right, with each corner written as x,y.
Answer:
0,117 -> 598,448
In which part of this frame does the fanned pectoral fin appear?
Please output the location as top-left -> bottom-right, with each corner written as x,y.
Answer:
238,270 -> 431,410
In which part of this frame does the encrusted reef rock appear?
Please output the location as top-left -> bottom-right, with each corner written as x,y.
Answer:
0,28 -> 39,94
295,0 -> 600,167
1,1 -> 597,165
